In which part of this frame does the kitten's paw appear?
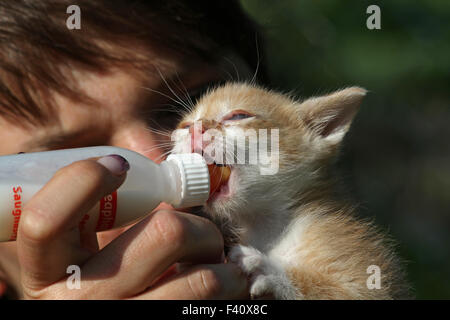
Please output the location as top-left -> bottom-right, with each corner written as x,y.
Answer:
249,273 -> 299,300
228,245 -> 299,300
228,244 -> 264,275
249,274 -> 278,299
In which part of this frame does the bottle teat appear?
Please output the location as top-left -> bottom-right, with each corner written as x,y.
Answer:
166,153 -> 210,208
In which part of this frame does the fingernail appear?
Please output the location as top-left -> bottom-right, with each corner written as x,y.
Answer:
97,154 -> 130,175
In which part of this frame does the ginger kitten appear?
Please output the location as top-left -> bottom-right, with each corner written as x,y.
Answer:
170,83 -> 410,299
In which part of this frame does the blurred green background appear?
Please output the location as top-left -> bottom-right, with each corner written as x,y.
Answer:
240,0 -> 450,299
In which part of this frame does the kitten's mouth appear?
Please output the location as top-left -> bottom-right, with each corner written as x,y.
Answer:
207,162 -> 232,202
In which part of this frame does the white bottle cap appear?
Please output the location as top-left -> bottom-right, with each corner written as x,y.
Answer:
166,153 -> 210,208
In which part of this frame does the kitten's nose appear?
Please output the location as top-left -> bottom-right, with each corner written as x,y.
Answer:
189,123 -> 204,154
189,120 -> 218,154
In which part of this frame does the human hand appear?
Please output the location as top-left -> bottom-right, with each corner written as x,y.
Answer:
13,155 -> 248,299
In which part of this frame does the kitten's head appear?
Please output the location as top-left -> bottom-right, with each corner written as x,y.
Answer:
170,83 -> 366,223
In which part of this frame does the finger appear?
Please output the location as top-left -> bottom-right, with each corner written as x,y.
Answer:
96,224 -> 134,250
133,263 -> 249,300
78,209 -> 224,298
95,203 -> 173,249
17,155 -> 128,292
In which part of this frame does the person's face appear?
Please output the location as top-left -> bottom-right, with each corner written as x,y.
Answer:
0,51 -> 250,162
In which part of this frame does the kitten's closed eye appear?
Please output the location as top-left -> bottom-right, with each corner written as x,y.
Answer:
223,110 -> 255,122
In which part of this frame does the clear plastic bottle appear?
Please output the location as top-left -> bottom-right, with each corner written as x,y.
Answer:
0,146 -> 210,241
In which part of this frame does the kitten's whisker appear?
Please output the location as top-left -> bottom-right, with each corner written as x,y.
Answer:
149,106 -> 186,114
143,126 -> 173,137
250,35 -> 261,85
141,144 -> 174,156
148,139 -> 174,143
223,146 -> 237,167
173,70 -> 195,111
223,56 -> 240,82
140,86 -> 190,114
219,65 -> 236,83
154,66 -> 193,113
153,150 -> 173,162
144,126 -> 171,135
141,142 -> 174,151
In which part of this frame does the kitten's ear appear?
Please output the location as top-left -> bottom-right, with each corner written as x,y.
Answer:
299,87 -> 367,145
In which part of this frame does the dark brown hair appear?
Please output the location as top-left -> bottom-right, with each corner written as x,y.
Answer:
0,0 -> 266,126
